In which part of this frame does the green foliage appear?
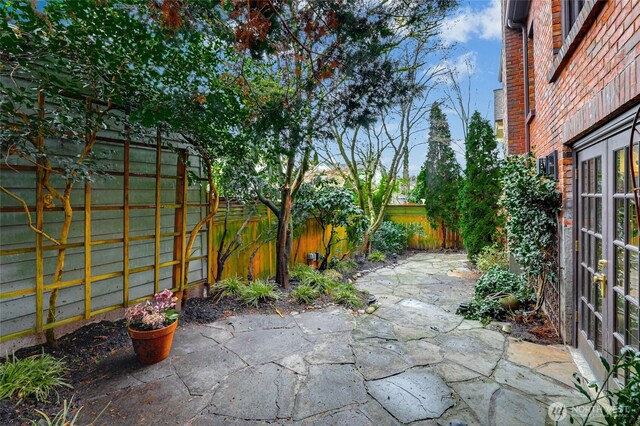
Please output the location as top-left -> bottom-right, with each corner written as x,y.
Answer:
474,244 -> 509,273
214,276 -> 245,298
294,177 -> 366,269
289,264 -> 337,293
417,103 -> 462,245
464,267 -> 533,321
0,353 -> 70,403
368,251 -> 387,262
29,399 -> 109,426
290,264 -> 316,282
330,259 -> 359,275
371,221 -> 408,254
459,112 -> 503,259
501,154 -> 562,281
238,280 -> 280,307
322,269 -> 343,282
410,167 -> 426,203
569,348 -> 640,425
291,284 -> 320,304
405,223 -> 426,244
331,284 -> 363,309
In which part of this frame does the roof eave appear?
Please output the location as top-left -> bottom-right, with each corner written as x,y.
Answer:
505,0 -> 531,25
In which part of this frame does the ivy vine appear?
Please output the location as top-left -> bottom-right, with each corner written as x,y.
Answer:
501,154 -> 562,310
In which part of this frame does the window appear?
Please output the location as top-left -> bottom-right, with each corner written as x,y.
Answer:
563,0 -> 585,38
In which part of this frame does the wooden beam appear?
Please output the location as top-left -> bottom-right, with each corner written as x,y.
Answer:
84,180 -> 92,319
206,158 -> 214,286
123,128 -> 130,306
180,152 -> 188,291
154,128 -> 162,294
35,87 -> 44,333
172,151 -> 186,291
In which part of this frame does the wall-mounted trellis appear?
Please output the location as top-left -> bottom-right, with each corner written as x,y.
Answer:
0,120 -> 215,342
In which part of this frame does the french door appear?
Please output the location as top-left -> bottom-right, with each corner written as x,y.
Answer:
577,129 -> 640,384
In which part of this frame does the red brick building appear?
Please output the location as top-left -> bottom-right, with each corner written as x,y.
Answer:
501,0 -> 640,382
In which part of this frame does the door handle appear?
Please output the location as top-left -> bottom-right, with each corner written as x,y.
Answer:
594,259 -> 607,298
593,272 -> 607,298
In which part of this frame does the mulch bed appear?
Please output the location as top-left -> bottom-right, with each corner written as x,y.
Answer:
0,251 -> 427,425
0,320 -> 132,425
509,310 -> 563,345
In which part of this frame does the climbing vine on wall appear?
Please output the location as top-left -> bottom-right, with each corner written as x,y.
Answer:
500,154 -> 562,310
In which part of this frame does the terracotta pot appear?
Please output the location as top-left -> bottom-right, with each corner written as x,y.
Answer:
128,319 -> 178,365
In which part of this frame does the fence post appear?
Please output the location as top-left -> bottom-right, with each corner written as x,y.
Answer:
35,87 -> 45,332
84,180 -> 92,319
172,151 -> 186,291
179,151 -> 188,292
123,127 -> 130,307
154,128 -> 162,294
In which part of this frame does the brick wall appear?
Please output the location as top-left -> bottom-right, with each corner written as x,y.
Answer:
502,0 -> 640,343
502,5 -> 527,156
503,0 -> 640,226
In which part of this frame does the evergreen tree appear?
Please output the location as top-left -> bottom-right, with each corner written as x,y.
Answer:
459,111 -> 502,259
418,103 -> 461,248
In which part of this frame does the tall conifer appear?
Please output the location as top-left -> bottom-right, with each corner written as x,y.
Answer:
459,111 -> 502,259
417,103 -> 461,248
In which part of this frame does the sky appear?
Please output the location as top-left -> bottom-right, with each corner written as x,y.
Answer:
408,0 -> 503,174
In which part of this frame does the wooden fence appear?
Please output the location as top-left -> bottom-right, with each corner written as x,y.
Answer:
0,125 -> 352,343
384,204 -> 463,250
0,92 -> 456,344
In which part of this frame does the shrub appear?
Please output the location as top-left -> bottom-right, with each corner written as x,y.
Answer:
371,221 -> 408,254
464,267 -> 533,321
214,276 -> 245,297
291,284 -> 320,304
0,353 -> 70,403
322,269 -> 343,282
330,258 -> 358,275
368,251 -> 387,262
474,244 -> 509,273
309,273 -> 339,293
238,280 -> 280,307
290,264 -> 316,282
30,399 -> 110,426
290,264 -> 338,292
331,284 -> 363,309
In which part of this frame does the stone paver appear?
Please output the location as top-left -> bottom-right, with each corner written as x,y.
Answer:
293,364 -> 368,420
366,367 -> 454,423
77,252 -> 585,425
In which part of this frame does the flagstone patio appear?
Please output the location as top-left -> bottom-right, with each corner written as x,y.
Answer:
78,253 -> 585,425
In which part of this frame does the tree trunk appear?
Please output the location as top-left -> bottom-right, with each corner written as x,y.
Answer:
45,192 -> 73,347
403,144 -> 410,198
361,232 -> 372,255
440,219 -> 446,249
275,188 -> 292,288
319,230 -> 333,271
216,258 -> 225,283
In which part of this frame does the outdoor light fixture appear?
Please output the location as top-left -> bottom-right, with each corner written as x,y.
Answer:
536,150 -> 558,180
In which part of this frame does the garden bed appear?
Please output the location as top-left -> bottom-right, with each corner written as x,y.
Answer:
509,310 -> 563,345
1,251 -> 427,424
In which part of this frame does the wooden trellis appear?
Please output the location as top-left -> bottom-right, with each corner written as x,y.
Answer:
0,125 -> 214,342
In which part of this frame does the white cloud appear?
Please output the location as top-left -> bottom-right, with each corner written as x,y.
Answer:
439,0 -> 502,45
433,51 -> 478,84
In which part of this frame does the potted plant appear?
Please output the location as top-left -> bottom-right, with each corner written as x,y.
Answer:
125,289 -> 179,364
